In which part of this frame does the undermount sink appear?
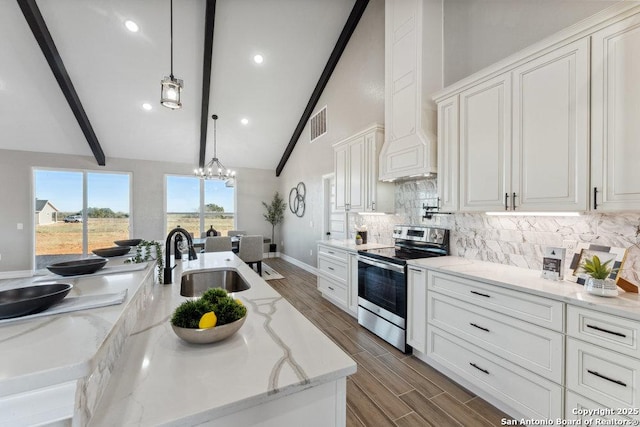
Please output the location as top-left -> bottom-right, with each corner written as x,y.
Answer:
180,269 -> 251,297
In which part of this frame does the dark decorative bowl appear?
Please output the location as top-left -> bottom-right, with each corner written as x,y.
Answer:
114,239 -> 142,247
46,258 -> 108,276
92,246 -> 131,257
0,284 -> 73,319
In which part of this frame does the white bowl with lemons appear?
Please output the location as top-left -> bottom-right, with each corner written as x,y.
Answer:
171,314 -> 247,344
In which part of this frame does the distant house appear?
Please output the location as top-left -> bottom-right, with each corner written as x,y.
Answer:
35,199 -> 59,225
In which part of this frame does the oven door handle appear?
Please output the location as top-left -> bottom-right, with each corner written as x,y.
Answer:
357,256 -> 405,273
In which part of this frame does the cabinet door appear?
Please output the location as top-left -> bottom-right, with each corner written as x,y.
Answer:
348,252 -> 358,316
437,95 -> 459,212
591,13 -> 640,211
407,266 -> 427,353
348,137 -> 366,212
512,38 -> 589,211
460,74 -> 512,211
334,145 -> 348,211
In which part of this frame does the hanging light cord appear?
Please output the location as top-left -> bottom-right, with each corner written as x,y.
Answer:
212,114 -> 218,158
170,0 -> 174,79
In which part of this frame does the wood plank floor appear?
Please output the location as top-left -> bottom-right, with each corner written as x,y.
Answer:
262,257 -> 510,427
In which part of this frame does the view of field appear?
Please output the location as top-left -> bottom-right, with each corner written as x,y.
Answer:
36,215 -> 234,255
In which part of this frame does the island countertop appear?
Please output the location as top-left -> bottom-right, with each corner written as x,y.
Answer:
89,252 -> 356,426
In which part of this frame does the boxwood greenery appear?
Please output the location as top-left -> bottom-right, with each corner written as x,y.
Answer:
171,288 -> 247,329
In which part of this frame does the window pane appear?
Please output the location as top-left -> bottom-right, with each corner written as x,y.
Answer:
166,176 -> 200,237
34,170 -> 83,269
204,179 -> 234,236
87,172 -> 130,252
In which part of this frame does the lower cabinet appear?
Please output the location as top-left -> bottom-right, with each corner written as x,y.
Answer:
316,243 -> 358,317
427,325 -> 563,419
407,266 -> 427,353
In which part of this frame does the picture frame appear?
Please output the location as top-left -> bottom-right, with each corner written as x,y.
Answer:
569,243 -> 627,285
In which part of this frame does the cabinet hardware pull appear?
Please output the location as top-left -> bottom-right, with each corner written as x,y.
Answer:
586,324 -> 626,338
328,251 -> 335,254
470,323 -> 490,332
587,370 -> 626,387
409,268 -> 423,273
372,201 -> 376,211
328,286 -> 335,291
470,290 -> 491,298
328,267 -> 335,271
593,187 -> 598,210
504,193 -> 509,211
470,362 -> 489,374
512,192 -> 517,211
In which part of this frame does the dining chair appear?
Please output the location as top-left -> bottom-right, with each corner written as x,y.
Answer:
238,235 -> 263,275
228,230 -> 246,237
204,236 -> 233,252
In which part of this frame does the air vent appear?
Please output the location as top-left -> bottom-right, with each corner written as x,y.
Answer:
310,106 -> 327,142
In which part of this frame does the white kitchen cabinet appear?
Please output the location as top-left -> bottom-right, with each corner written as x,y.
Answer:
333,125 -> 393,213
436,95 -> 459,212
512,38 -> 589,211
406,266 -> 427,354
458,39 -> 589,212
591,12 -> 640,211
379,0 -> 439,181
317,243 -> 359,317
347,252 -> 358,315
459,74 -> 512,211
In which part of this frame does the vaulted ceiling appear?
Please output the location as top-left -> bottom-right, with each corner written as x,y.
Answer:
0,0 -> 357,170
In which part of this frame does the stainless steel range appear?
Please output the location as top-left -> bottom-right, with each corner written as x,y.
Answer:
357,225 -> 450,353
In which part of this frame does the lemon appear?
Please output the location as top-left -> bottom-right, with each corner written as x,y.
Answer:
198,311 -> 217,329
235,298 -> 243,306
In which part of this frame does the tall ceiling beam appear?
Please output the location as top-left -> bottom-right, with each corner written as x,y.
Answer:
275,0 -> 369,177
17,0 -> 106,166
198,0 -> 216,168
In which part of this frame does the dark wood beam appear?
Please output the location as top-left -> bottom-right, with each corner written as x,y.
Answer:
17,0 -> 106,166
276,0 -> 369,176
199,0 -> 216,168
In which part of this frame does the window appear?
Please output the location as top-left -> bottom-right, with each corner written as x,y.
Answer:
34,169 -> 131,270
166,176 -> 234,237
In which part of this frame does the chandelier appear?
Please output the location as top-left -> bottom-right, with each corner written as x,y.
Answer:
160,0 -> 183,109
195,114 -> 236,180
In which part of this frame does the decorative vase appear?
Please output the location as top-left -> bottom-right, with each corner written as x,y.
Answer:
585,277 -> 618,297
355,237 -> 363,245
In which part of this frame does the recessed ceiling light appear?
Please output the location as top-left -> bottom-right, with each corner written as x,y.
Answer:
125,20 -> 139,33
142,103 -> 152,111
241,118 -> 249,125
253,54 -> 264,64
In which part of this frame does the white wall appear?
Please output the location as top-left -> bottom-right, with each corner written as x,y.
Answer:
0,149 -> 277,273
277,0 -> 385,267
443,0 -> 620,85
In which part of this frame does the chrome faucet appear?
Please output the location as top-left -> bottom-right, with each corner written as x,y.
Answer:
164,226 -> 197,284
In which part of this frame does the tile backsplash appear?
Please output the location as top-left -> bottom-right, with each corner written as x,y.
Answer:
351,178 -> 640,286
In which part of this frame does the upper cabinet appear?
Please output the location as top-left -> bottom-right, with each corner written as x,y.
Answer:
334,125 -> 394,213
379,0 -> 441,181
591,13 -> 640,211
435,3 -> 640,213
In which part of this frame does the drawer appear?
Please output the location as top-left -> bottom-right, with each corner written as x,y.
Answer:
317,244 -> 348,261
428,292 -> 564,383
317,276 -> 347,307
567,337 -> 640,409
427,325 -> 563,419
317,255 -> 348,284
565,390 -> 639,422
568,305 -> 640,359
428,271 -> 564,331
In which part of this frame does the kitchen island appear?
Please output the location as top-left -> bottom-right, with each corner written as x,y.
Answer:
89,252 -> 356,426
0,253 -> 355,426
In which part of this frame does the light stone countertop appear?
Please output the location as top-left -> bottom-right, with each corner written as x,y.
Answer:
89,252 -> 356,426
319,239 -> 394,252
0,257 -> 155,398
407,256 -> 640,321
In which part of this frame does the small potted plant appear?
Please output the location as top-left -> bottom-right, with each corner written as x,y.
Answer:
580,255 -> 618,297
125,240 -> 164,283
355,234 -> 363,245
262,192 -> 287,253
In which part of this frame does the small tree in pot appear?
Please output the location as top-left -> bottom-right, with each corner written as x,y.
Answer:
262,192 -> 287,252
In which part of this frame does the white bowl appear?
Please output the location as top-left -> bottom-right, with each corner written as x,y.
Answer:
171,315 -> 247,344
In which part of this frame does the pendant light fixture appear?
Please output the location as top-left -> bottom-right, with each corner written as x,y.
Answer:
160,0 -> 183,109
195,114 -> 236,179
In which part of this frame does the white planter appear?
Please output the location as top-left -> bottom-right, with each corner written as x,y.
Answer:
585,277 -> 618,297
